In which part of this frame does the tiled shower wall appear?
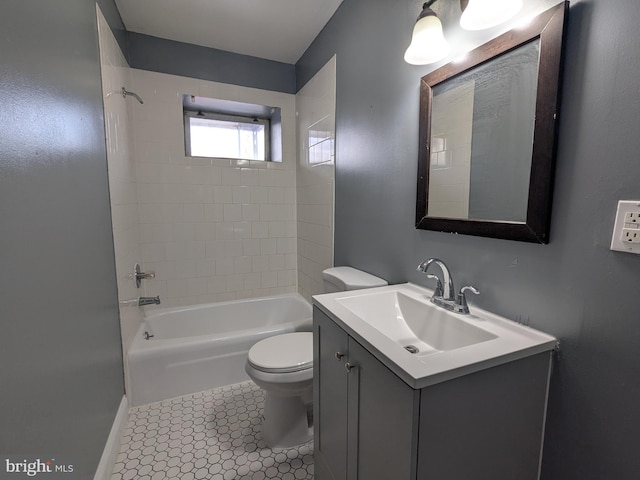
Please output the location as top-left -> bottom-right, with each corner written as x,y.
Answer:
130,70 -> 298,308
97,8 -> 143,358
296,57 -> 336,301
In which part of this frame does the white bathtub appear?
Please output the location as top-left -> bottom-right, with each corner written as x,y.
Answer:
127,293 -> 312,406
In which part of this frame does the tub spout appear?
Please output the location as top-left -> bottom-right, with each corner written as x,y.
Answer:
138,296 -> 161,306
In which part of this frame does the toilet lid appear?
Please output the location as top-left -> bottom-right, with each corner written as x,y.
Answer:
247,332 -> 313,373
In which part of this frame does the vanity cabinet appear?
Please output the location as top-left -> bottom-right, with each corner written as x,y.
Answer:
313,308 -> 418,480
313,306 -> 553,480
313,308 -> 349,480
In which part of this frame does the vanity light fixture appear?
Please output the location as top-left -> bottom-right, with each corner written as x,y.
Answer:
459,0 -> 523,31
404,1 -> 450,65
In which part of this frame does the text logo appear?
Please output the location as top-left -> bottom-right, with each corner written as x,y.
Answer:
3,458 -> 74,478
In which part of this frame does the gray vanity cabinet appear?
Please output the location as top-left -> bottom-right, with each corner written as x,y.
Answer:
313,306 -> 553,480
314,307 -> 418,480
314,308 -> 349,480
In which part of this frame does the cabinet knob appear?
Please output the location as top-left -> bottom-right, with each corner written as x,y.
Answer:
335,352 -> 345,360
345,362 -> 356,372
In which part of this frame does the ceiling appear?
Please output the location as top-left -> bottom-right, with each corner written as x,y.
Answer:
115,0 -> 344,64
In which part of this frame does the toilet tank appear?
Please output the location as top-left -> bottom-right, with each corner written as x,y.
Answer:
322,266 -> 388,293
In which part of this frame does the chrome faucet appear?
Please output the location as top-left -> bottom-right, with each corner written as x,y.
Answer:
134,263 -> 155,288
455,286 -> 479,314
138,296 -> 161,306
416,258 -> 455,301
417,258 -> 479,314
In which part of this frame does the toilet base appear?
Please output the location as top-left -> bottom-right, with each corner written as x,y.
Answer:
262,391 -> 312,448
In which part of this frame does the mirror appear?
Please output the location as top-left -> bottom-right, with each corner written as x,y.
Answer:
416,2 -> 568,243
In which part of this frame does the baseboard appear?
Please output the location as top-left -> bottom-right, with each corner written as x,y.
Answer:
94,395 -> 129,480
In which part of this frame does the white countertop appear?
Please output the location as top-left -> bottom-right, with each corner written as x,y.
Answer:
313,283 -> 557,389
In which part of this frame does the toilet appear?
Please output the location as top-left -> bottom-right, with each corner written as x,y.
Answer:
245,266 -> 387,448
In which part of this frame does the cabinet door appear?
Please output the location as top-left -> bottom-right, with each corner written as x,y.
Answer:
314,308 -> 350,480
348,338 -> 419,480
416,352 -> 552,480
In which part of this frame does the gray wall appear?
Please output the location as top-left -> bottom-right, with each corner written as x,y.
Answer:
96,0 -> 296,95
0,1 -> 124,477
128,32 -> 296,94
96,0 -> 128,55
297,0 -> 640,478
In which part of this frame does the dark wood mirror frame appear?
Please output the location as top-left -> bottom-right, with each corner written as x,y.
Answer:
416,2 -> 568,243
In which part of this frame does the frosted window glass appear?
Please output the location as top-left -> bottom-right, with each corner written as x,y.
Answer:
189,117 -> 266,161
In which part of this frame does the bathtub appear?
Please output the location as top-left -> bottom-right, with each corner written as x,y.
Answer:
127,293 -> 312,406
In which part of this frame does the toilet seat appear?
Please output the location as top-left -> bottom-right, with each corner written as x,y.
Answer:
247,332 -> 313,374
244,267 -> 387,449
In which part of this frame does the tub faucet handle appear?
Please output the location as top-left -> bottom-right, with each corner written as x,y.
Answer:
134,263 -> 156,288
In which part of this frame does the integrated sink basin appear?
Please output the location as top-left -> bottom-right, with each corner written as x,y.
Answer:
337,290 -> 497,355
313,283 -> 557,389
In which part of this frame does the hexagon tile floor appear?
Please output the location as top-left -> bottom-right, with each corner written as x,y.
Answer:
111,381 -> 314,480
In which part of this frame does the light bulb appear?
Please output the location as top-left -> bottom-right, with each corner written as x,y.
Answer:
404,13 -> 450,65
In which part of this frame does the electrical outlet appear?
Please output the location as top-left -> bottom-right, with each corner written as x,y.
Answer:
611,200 -> 640,254
622,228 -> 640,243
624,212 -> 640,226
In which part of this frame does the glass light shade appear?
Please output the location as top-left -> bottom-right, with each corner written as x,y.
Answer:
460,0 -> 523,31
404,14 -> 450,65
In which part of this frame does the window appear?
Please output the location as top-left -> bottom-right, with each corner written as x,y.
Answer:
184,111 -> 270,161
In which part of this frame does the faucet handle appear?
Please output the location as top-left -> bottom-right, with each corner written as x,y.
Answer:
460,286 -> 479,296
134,263 -> 156,288
426,274 -> 444,297
455,286 -> 479,314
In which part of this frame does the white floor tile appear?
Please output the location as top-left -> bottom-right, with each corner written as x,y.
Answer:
111,382 -> 314,480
